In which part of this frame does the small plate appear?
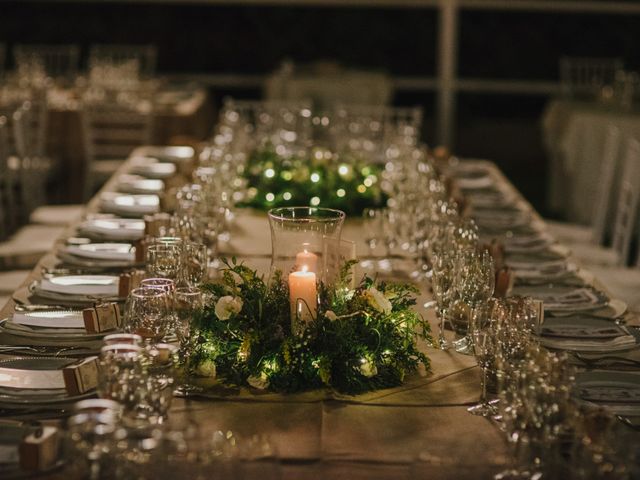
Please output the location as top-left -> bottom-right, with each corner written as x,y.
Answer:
99,193 -> 160,217
117,174 -> 165,194
77,218 -> 145,242
131,145 -> 194,163
575,371 -> 640,415
63,243 -> 135,261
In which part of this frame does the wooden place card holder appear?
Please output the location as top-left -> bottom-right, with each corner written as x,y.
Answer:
118,270 -> 146,298
62,356 -> 99,396
18,426 -> 60,472
83,302 -> 121,333
494,267 -> 514,298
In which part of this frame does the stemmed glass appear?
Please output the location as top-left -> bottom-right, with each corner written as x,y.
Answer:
452,249 -> 495,354
179,242 -> 209,287
123,286 -> 171,343
362,208 -> 382,270
173,286 -> 205,394
146,243 -> 181,280
431,253 -> 455,350
469,326 -> 497,416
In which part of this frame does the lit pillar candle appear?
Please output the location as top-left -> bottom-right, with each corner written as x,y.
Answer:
288,268 -> 317,328
295,249 -> 318,273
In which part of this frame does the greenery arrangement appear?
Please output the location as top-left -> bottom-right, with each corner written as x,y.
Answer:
239,147 -> 387,216
190,258 -> 432,395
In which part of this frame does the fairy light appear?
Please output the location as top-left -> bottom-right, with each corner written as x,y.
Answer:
338,165 -> 349,176
310,173 -> 320,183
336,189 -> 346,198
281,171 -> 293,181
310,196 -> 320,206
266,193 -> 275,202
265,168 -> 275,178
357,185 -> 366,194
363,178 -> 373,187
283,192 -> 292,201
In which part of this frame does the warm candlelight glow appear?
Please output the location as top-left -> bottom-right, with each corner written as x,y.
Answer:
295,248 -> 318,273
288,269 -> 317,328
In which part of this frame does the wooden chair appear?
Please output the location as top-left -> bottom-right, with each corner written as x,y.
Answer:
0,115 -> 16,239
559,57 -> 623,99
80,100 -> 154,200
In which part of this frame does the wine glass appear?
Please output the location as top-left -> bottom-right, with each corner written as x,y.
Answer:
362,208 -> 382,269
173,287 -> 205,394
146,243 -> 181,280
123,287 -> 171,343
431,253 -> 455,350
179,242 -> 209,288
468,326 -> 497,416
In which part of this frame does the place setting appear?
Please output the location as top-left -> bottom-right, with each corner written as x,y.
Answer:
99,192 -> 161,218
76,216 -> 146,242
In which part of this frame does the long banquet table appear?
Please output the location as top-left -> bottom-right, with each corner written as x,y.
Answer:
1,151 -> 638,478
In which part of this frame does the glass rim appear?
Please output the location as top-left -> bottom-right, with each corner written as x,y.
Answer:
130,286 -> 170,297
268,206 -> 346,223
100,343 -> 143,354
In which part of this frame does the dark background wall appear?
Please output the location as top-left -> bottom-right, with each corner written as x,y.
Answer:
2,1 -> 640,214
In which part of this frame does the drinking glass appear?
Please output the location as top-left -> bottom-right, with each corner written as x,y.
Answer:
468,327 -> 496,416
146,243 -> 181,280
136,343 -> 179,424
362,208 -> 382,269
431,253 -> 455,350
174,286 -> 205,393
123,287 -> 171,343
179,242 -> 209,287
66,411 -> 120,479
97,343 -> 145,412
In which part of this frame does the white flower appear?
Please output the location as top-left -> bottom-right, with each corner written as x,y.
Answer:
325,310 -> 338,321
247,372 -> 269,390
215,296 -> 243,320
196,359 -> 217,378
358,358 -> 378,378
365,287 -> 392,315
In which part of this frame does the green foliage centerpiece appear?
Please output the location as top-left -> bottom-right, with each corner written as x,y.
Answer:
190,258 -> 432,395
239,146 -> 387,215
189,206 -> 431,395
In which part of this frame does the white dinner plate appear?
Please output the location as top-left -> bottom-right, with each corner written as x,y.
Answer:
100,193 -> 160,217
77,218 -> 145,241
63,243 -> 135,261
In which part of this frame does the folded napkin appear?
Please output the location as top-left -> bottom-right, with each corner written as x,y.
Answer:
0,366 -> 65,390
11,310 -> 85,329
541,334 -> 637,352
579,383 -> 640,403
540,288 -> 604,311
117,174 -> 165,194
64,243 -> 135,261
78,218 -> 145,241
100,193 -> 160,216
39,275 -> 119,296
128,156 -> 177,179
456,175 -> 494,190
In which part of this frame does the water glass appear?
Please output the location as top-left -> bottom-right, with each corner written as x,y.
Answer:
123,286 -> 171,342
146,243 -> 181,279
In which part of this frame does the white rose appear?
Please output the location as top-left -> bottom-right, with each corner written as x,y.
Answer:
325,310 -> 338,321
215,296 -> 243,321
247,372 -> 269,390
358,358 -> 378,378
365,287 -> 392,315
196,359 -> 217,378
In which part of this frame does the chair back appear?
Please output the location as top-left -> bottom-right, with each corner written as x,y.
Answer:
88,44 -> 157,79
12,95 -> 48,159
590,125 -> 622,245
559,57 -> 623,99
13,44 -> 80,82
81,100 -> 153,200
611,138 -> 640,266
